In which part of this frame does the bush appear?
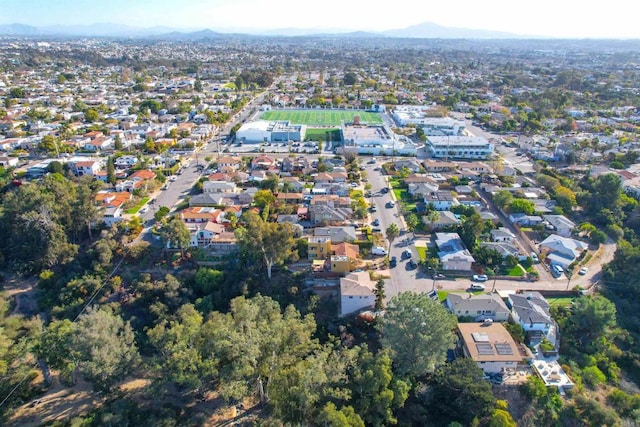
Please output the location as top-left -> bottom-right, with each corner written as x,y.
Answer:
582,366 -> 606,388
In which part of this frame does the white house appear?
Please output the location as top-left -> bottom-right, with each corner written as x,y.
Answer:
490,227 -> 516,242
424,190 -> 457,211
539,234 -> 588,268
202,181 -> 238,194
508,292 -> 552,335
435,232 -> 475,271
340,271 -> 376,316
542,215 -> 576,238
0,156 -> 19,168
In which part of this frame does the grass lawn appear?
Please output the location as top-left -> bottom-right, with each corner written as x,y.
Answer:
125,197 -> 149,214
304,128 -> 342,142
438,290 -> 485,302
259,109 -> 382,126
506,265 -> 526,277
547,297 -> 576,307
416,246 -> 427,261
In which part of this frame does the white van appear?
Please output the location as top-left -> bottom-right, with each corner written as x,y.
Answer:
372,246 -> 387,256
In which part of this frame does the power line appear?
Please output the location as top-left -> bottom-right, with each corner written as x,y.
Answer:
0,246 -> 129,410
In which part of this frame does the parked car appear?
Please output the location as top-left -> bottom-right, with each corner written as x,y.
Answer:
472,274 -> 488,282
579,267 -> 588,275
470,283 -> 486,291
372,218 -> 380,226
433,273 -> 446,279
530,252 -> 539,263
408,258 -> 417,269
372,246 -> 388,256
139,206 -> 149,214
169,175 -> 178,182
390,256 -> 397,268
552,264 -> 565,277
402,249 -> 412,259
386,201 -> 395,208
381,187 -> 389,194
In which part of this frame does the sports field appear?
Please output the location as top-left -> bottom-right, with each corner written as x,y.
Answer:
259,109 -> 382,126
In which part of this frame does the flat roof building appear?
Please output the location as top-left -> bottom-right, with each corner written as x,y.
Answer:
426,136 -> 494,160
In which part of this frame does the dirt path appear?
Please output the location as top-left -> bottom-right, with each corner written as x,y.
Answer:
1,273 -> 38,317
8,377 -> 104,427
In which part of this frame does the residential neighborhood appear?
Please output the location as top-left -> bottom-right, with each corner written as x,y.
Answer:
0,21 -> 639,427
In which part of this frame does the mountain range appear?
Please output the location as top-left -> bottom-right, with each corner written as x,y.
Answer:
0,21 -> 528,39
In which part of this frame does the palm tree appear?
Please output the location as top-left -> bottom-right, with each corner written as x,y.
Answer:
386,223 -> 400,255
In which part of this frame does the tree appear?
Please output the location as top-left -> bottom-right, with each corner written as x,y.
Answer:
554,186 -> 577,212
458,212 -> 483,251
406,213 -> 420,232
508,198 -> 535,215
9,87 -> 25,98
343,72 -> 358,86
84,109 -> 99,123
147,304 -> 218,391
428,358 -> 496,425
492,190 -> 513,210
564,295 -> 617,353
374,278 -> 386,311
73,307 -> 139,390
385,223 -> 399,254
376,292 -> 457,378
161,215 -> 191,258
253,189 -> 276,210
235,211 -> 296,279
114,134 -> 123,151
106,156 -> 116,185
348,347 -> 409,426
317,403 -> 365,427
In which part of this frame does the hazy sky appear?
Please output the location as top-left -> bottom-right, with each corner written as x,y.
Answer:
1,0 -> 639,38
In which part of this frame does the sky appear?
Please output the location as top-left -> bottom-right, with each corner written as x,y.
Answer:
1,0 -> 639,39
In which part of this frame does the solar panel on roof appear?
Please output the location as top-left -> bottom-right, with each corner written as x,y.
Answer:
476,343 -> 494,355
495,343 -> 514,355
472,332 -> 490,342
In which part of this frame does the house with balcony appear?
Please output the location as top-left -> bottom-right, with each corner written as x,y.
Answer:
308,236 -> 332,260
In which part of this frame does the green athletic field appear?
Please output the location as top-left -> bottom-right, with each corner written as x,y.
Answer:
259,109 -> 382,126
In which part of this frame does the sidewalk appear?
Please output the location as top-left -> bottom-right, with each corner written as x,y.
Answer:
385,175 -> 408,231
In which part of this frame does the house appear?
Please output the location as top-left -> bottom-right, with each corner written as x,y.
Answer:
95,191 -> 131,226
434,232 -> 475,271
0,156 -> 19,168
423,210 -> 460,230
330,255 -> 353,274
490,227 -> 516,242
340,271 -> 376,316
422,160 -> 458,173
408,182 -> 439,198
277,192 -> 304,204
115,169 -> 156,192
70,159 -> 102,177
217,155 -> 243,170
424,190 -> 457,211
508,292 -> 553,336
308,236 -> 332,260
446,293 -> 511,322
309,204 -> 353,225
509,213 -> 543,226
538,234 -> 588,268
394,158 -> 423,173
114,155 -> 138,169
480,241 -> 520,259
457,322 -> 525,374
315,226 -> 357,243
542,215 -> 575,238
202,181 -> 238,194
251,155 -> 276,170
180,207 -> 223,223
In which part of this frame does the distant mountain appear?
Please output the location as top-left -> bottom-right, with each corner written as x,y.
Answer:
0,21 -> 531,39
0,23 -> 40,35
382,22 -> 523,39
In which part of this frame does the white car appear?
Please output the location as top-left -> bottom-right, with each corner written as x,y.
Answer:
579,267 -> 588,275
470,283 -> 486,291
139,206 -> 149,214
169,175 -> 178,182
472,274 -> 488,282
